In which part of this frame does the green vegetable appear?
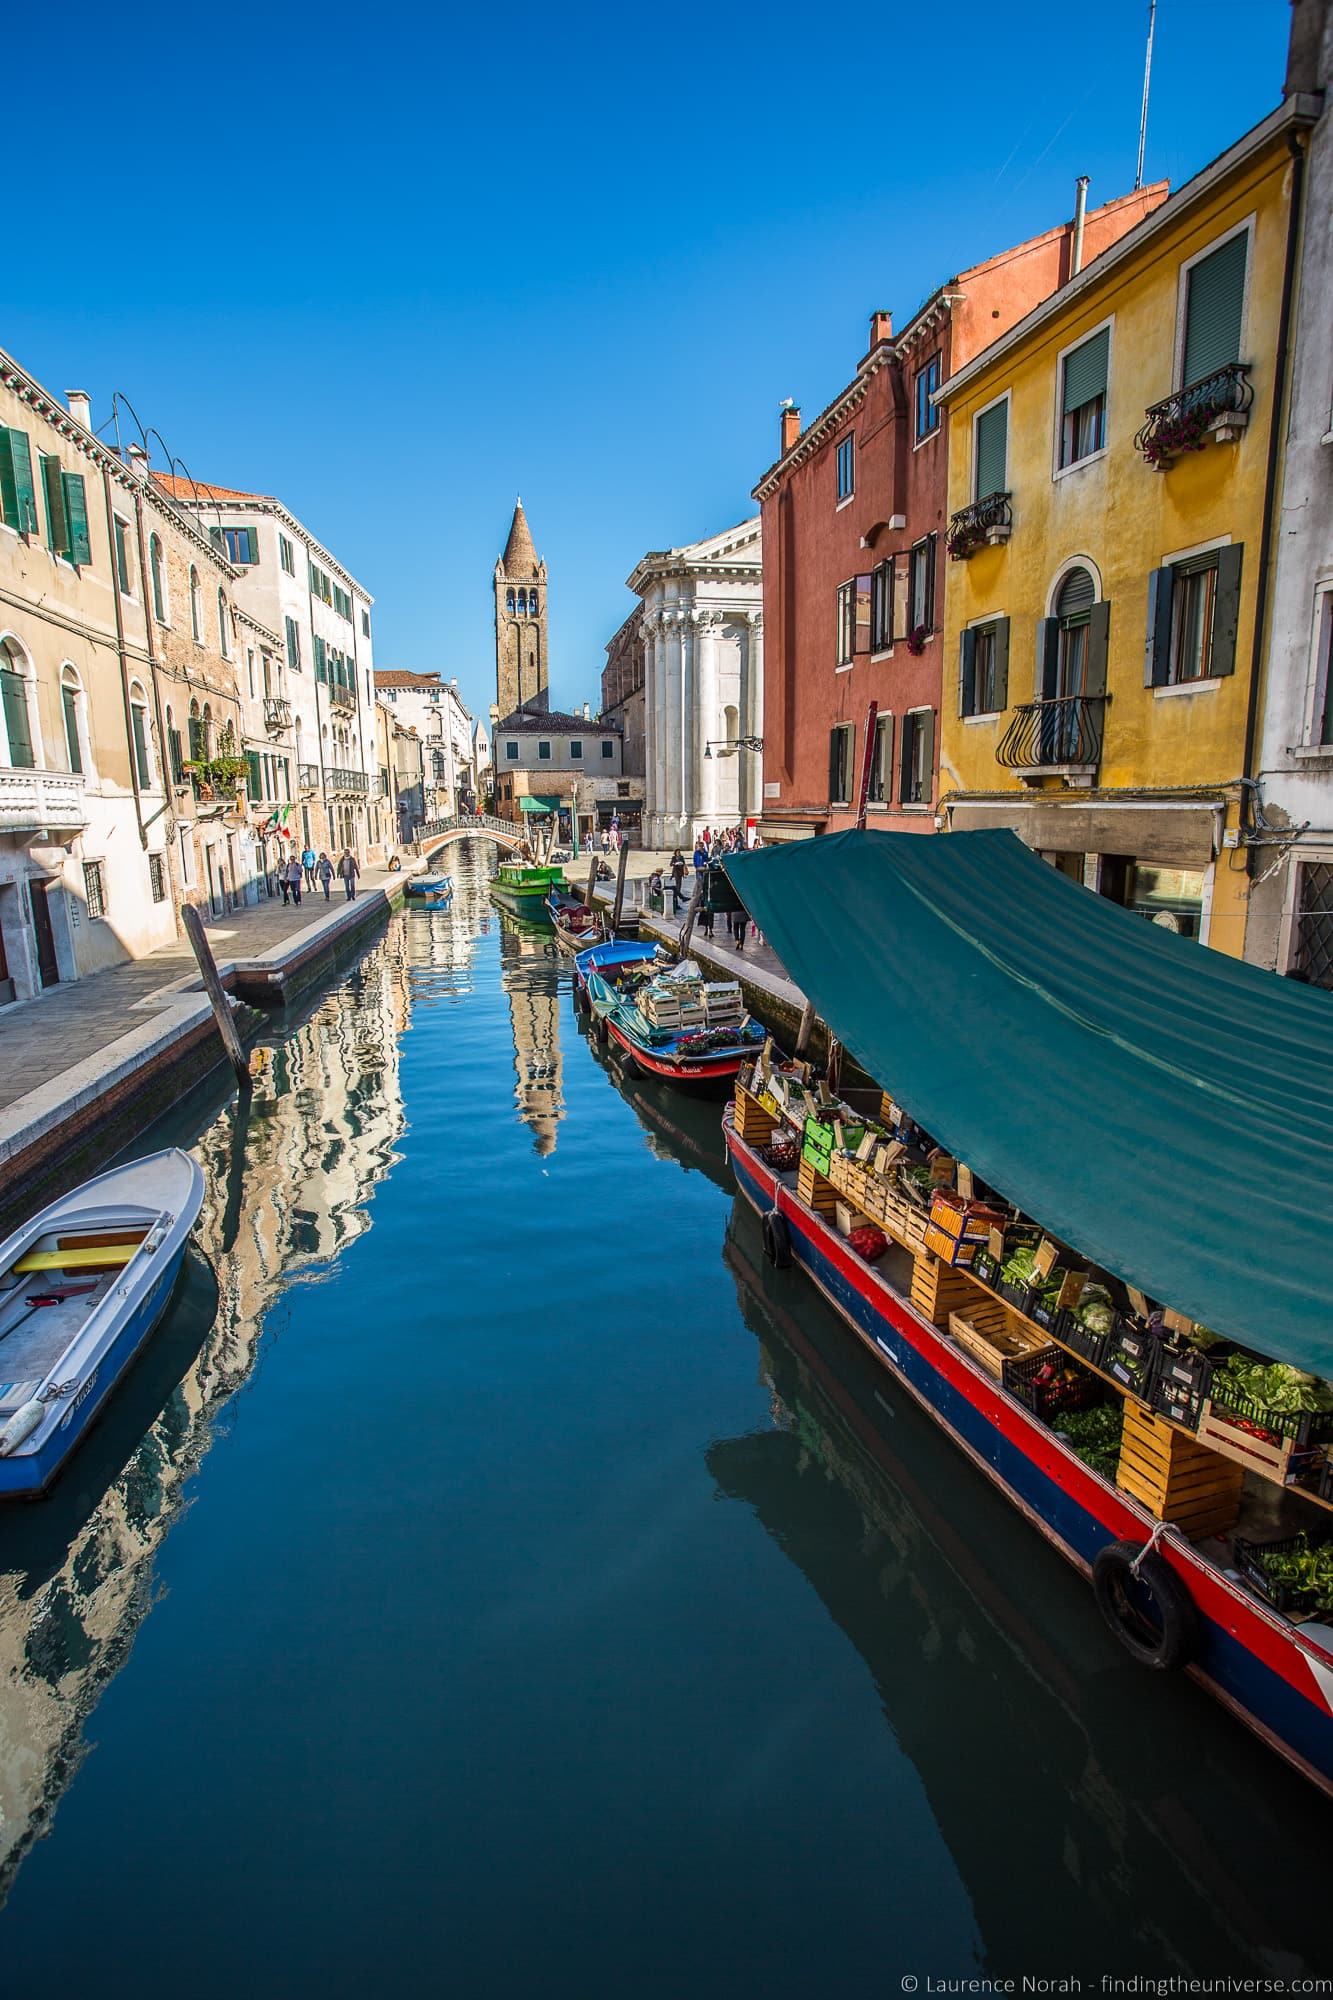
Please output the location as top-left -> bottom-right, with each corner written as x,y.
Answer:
1185,1322 -> 1221,1352
1054,1402 -> 1123,1479
1254,1534 -> 1333,1613
1000,1244 -> 1039,1288
1214,1355 -> 1333,1416
1074,1283 -> 1116,1339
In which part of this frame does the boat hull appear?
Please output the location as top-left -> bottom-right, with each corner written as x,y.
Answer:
605,1015 -> 750,1087
489,884 -> 554,921
724,1111 -> 1333,1796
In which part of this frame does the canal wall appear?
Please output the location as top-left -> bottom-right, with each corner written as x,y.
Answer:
0,881 -> 404,1238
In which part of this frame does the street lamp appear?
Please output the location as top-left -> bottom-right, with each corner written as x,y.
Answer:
704,736 -> 763,759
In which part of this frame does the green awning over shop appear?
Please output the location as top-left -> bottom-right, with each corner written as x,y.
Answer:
725,829 -> 1333,1371
518,795 -> 561,813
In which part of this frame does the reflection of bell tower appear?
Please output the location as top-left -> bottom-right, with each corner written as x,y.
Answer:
494,497 -> 549,718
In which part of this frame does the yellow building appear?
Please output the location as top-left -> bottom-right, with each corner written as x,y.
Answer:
937,94 -> 1320,957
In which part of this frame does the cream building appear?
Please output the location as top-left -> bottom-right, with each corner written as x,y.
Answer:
628,518 -> 764,847
375,671 -> 478,822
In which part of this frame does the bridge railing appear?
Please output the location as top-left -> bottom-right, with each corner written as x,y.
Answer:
415,812 -> 521,846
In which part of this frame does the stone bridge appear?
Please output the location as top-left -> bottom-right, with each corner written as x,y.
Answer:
416,813 -> 526,860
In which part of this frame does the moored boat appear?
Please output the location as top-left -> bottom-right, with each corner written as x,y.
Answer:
574,939 -> 762,1087
546,884 -> 605,952
0,1149 -> 205,1497
722,828 -> 1333,1796
405,873 -> 453,906
489,861 -> 564,921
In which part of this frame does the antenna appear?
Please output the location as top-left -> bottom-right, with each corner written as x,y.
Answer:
1135,0 -> 1157,190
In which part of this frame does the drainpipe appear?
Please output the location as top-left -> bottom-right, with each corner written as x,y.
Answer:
130,479 -> 176,849
1071,177 -> 1090,276
1242,128 -> 1308,858
102,463 -> 148,849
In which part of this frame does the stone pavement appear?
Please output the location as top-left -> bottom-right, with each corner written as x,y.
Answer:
0,863 -> 405,1116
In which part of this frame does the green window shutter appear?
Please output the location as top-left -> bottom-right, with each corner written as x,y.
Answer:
0,429 -> 38,533
959,629 -> 977,716
975,402 -> 1008,499
1037,617 -> 1061,699
131,704 -> 150,786
2,667 -> 35,766
62,685 -> 83,773
1085,601 -> 1111,697
314,634 -> 326,680
1144,568 -> 1174,686
1062,328 -> 1109,412
1183,233 -> 1248,387
919,710 -> 935,801
1211,543 -> 1244,677
880,713 -> 895,804
61,473 -> 92,564
993,618 -> 1010,710
42,455 -> 68,553
246,750 -> 263,800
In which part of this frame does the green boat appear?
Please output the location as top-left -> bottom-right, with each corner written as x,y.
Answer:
489,861 -> 564,921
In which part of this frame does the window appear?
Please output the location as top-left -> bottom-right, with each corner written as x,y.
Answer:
188,698 -> 204,762
505,740 -> 518,760
333,583 -> 352,621
1312,592 -> 1333,747
61,666 -> 84,774
900,710 -> 934,806
570,739 -> 583,759
309,560 -> 333,605
1059,328 -> 1109,469
836,434 -> 855,502
974,398 -> 1009,500
959,618 -> 1010,718
217,589 -> 231,657
222,525 -> 258,564
915,354 -> 941,441
600,740 -> 613,759
361,609 -> 370,638
538,740 -> 552,760
285,615 -> 301,670
189,566 -> 202,642
1182,230 -> 1248,388
245,750 -> 264,801
828,723 -> 854,805
867,712 -> 894,804
113,517 -> 134,594
178,826 -> 194,887
148,852 -> 167,903
0,426 -> 38,534
279,533 -> 295,576
129,683 -> 152,787
1145,546 -> 1243,687
149,534 -> 167,621
1293,862 -> 1333,989
909,535 -> 937,636
83,860 -> 106,919
0,640 -> 36,768
314,635 -> 326,681
836,582 -> 855,665
165,705 -> 184,784
506,589 -> 515,613
36,461 -> 91,564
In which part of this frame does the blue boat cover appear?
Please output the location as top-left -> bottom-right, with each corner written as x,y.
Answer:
725,829 -> 1333,1369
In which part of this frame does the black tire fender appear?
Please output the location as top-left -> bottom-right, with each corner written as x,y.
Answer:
619,1049 -> 641,1079
1092,1538 -> 1199,1672
762,1207 -> 793,1270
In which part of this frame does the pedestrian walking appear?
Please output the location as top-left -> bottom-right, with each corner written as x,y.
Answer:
285,854 -> 304,907
301,844 -> 317,890
337,847 -> 360,900
316,851 -> 334,900
278,857 -> 291,905
647,867 -> 664,915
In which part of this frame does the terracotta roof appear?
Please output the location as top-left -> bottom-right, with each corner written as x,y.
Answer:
152,472 -> 271,505
495,707 -> 619,734
375,670 -> 446,688
500,498 -> 539,577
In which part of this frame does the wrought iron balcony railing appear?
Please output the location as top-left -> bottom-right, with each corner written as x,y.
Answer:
1134,362 -> 1252,469
947,490 -> 1012,561
327,683 -> 357,712
263,696 -> 293,731
297,763 -> 320,792
996,695 -> 1106,772
325,767 -> 368,794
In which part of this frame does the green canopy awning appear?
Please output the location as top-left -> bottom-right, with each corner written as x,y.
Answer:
725,829 -> 1333,1371
518,795 -> 561,813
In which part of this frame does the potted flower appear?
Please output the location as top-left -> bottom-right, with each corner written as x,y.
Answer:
906,625 -> 930,656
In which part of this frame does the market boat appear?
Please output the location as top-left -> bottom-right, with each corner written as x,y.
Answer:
405,873 -> 453,906
574,938 -> 762,1087
489,861 -> 564,922
722,828 -> 1333,1796
0,1149 -> 205,1497
546,884 -> 604,953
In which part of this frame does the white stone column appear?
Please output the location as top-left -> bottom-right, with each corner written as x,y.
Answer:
662,609 -> 682,844
745,611 -> 764,824
640,615 -> 658,842
680,608 -> 697,845
696,611 -> 719,825
652,613 -> 670,846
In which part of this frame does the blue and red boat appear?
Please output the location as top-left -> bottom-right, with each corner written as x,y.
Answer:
573,939 -> 763,1087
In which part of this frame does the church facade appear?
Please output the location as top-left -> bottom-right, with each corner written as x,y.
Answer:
493,499 -> 549,718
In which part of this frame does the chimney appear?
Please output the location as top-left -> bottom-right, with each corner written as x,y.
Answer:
1284,0 -> 1326,94
779,399 -> 801,453
127,443 -> 150,480
66,389 -> 92,431
868,309 -> 893,347
1071,176 -> 1090,277
583,701 -> 591,721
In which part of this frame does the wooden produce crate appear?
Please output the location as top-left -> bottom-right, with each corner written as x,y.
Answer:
881,1190 -> 929,1257
1116,1403 -> 1243,1536
948,1302 -> 1052,1381
910,1251 -> 981,1329
1195,1401 -> 1321,1487
734,1082 -> 778,1147
796,1157 -> 839,1214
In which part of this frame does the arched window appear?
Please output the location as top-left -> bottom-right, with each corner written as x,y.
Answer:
528,588 -> 538,615
202,701 -> 214,760
61,665 -> 86,775
188,697 -> 203,762
1037,564 -> 1100,762
149,534 -> 167,623
217,589 -> 231,658
1053,566 -> 1097,697
0,637 -> 38,769
129,678 -> 153,789
189,566 -> 202,642
506,589 -> 515,613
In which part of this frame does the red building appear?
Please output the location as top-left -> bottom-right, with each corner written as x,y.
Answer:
753,187 -> 1167,841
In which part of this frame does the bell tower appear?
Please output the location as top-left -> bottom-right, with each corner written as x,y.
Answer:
494,497 -> 549,718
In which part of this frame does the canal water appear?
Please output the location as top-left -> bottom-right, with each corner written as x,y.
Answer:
0,840 -> 1328,1993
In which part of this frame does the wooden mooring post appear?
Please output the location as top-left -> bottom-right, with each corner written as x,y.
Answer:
610,840 -> 631,935
181,903 -> 252,1094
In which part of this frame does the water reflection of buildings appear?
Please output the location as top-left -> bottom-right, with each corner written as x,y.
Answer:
0,927 -> 413,1906
714,1210 -> 1330,1979
499,917 -> 564,1156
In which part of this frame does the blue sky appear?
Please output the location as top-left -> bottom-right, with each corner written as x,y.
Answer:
9,0 -> 1290,724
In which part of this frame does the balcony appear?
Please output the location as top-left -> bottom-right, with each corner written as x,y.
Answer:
298,763 -> 320,792
264,696 -> 293,732
1135,363 -> 1252,470
0,766 -> 88,834
325,767 -> 368,795
327,683 -> 356,713
996,696 -> 1106,777
946,490 -> 1012,561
